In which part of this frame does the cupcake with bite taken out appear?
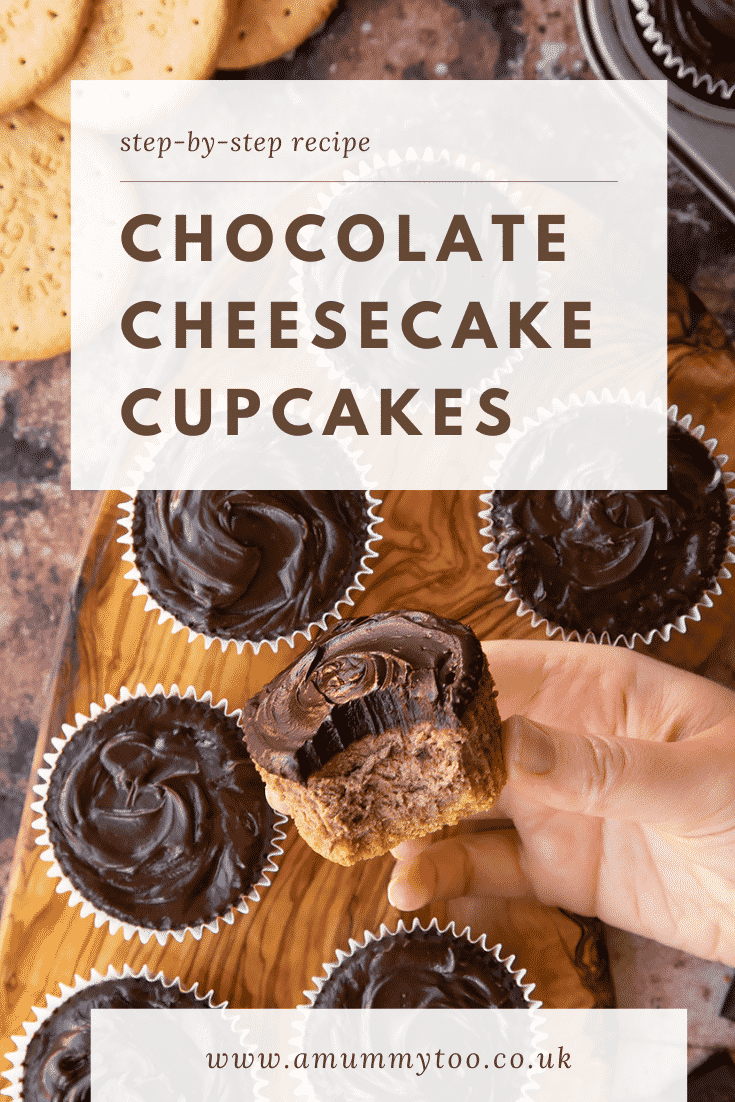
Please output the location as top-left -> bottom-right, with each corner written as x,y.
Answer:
240,610 -> 504,865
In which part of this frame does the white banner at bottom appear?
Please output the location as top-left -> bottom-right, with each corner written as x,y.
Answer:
91,1007 -> 686,1102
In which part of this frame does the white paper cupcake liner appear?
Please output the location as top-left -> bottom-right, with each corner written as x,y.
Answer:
116,490 -> 383,656
292,919 -> 545,1102
30,683 -> 287,946
2,964 -> 224,1102
478,400 -> 735,648
480,388 -> 667,494
294,919 -> 543,1102
631,0 -> 735,101
301,916 -> 542,1010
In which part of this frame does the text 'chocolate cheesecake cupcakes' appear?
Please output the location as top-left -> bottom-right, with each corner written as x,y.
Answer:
240,610 -> 505,865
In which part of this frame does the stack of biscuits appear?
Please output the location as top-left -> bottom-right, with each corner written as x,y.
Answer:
0,0 -> 337,362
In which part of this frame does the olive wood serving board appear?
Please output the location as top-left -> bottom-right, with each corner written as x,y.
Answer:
0,486 -> 629,1055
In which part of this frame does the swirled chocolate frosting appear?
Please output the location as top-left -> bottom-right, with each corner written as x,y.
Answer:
45,695 -> 276,930
312,928 -> 527,1009
132,491 -> 375,643
241,610 -> 485,783
22,977 -> 202,1102
688,0 -> 735,40
490,422 -> 731,640
645,0 -> 735,94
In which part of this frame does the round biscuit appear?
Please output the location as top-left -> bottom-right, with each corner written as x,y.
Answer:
0,105 -> 71,361
217,0 -> 337,70
0,0 -> 90,115
35,0 -> 229,124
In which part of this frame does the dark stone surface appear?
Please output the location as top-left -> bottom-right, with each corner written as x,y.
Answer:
688,1050 -> 735,1102
216,0 -> 526,82
720,976 -> 735,1022
0,393 -> 62,485
667,159 -> 735,343
0,356 -> 96,899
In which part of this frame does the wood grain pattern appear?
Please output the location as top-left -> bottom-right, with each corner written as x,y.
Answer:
1,488 -> 620,1055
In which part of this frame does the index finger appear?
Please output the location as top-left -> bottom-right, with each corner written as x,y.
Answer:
264,784 -> 291,816
387,831 -> 532,911
481,639 -> 735,744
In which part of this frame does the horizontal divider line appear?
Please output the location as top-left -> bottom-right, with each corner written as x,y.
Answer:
117,178 -> 619,184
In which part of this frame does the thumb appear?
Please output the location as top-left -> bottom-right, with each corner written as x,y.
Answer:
503,715 -> 734,829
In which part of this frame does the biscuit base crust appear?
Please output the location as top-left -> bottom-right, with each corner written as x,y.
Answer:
258,665 -> 504,866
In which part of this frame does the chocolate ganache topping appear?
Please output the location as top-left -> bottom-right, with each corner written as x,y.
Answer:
45,695 -> 276,930
22,977 -> 202,1102
242,610 -> 485,783
688,0 -> 735,40
312,927 -> 527,1009
132,491 -> 374,643
645,0 -> 735,92
490,421 -> 731,640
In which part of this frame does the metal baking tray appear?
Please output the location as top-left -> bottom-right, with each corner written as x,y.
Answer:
576,0 -> 735,223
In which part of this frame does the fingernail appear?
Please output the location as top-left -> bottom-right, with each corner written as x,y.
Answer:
388,858 -> 432,911
387,874 -> 415,911
510,716 -> 556,775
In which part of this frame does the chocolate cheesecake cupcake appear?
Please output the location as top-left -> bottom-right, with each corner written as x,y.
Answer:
5,967 -> 217,1102
632,0 -> 735,101
481,414 -> 734,645
294,151 -> 532,397
304,919 -> 537,1009
31,687 -> 284,942
118,490 -> 382,654
240,610 -> 504,865
299,921 -> 538,1102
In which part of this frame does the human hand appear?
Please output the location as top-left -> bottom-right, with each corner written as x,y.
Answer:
388,640 -> 735,966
